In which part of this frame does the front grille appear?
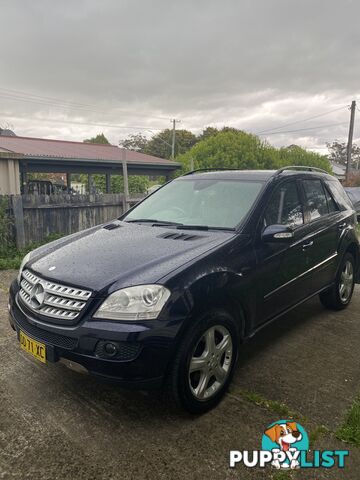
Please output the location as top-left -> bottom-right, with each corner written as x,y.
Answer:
19,269 -> 92,322
13,311 -> 78,350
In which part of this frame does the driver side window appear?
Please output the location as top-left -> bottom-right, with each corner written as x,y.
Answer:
264,181 -> 304,228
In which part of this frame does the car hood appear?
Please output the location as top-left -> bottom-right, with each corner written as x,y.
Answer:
28,221 -> 235,292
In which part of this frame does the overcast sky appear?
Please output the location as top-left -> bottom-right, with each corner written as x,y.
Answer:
1,0 -> 360,153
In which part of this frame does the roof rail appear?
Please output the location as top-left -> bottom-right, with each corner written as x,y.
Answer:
182,168 -> 240,176
276,165 -> 329,175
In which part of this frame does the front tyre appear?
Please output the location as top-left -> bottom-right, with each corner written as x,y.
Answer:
169,309 -> 239,414
319,252 -> 355,310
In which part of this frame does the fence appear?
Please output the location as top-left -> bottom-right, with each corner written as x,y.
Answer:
1,193 -> 144,247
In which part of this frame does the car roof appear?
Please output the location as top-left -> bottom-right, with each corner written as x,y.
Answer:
179,169 -> 334,182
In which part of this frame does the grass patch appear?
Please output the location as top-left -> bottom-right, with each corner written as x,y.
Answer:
229,386 -> 306,422
0,234 -> 63,271
308,424 -> 330,446
336,396 -> 360,447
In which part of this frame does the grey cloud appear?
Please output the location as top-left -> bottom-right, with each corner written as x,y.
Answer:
0,0 -> 359,149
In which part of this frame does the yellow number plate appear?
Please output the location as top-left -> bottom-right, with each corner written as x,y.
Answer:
19,330 -> 46,364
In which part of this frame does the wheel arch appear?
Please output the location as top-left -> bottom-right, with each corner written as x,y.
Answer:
345,241 -> 360,281
172,271 -> 252,347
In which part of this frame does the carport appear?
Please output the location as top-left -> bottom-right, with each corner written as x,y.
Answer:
0,135 -> 181,195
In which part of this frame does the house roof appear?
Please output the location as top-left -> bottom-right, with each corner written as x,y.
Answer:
0,134 -> 178,166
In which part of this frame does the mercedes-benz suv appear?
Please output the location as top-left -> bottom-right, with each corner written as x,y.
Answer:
8,166 -> 360,413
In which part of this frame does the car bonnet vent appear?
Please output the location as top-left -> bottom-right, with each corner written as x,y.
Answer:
103,223 -> 121,230
158,232 -> 204,241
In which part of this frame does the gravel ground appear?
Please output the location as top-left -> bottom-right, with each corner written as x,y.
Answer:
0,270 -> 359,479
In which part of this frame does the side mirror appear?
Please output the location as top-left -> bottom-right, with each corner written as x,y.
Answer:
262,224 -> 294,243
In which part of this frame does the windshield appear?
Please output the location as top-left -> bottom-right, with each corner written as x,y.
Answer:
124,178 -> 264,229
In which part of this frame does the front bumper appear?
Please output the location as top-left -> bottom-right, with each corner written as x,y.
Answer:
8,281 -> 183,389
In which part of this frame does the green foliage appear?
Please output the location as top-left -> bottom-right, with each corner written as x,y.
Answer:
0,197 -> 12,249
176,131 -> 331,174
79,174 -> 150,194
144,129 -> 197,159
229,386 -> 304,421
278,145 -> 332,172
83,133 -> 110,144
0,233 -> 63,271
336,395 -> 360,446
197,126 -> 220,142
119,133 -> 148,152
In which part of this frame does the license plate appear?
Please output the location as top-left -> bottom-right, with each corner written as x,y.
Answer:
19,330 -> 46,364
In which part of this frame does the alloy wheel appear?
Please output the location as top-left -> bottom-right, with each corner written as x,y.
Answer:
188,325 -> 233,401
339,260 -> 354,303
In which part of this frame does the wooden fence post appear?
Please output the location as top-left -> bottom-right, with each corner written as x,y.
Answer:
122,149 -> 130,212
11,195 -> 26,249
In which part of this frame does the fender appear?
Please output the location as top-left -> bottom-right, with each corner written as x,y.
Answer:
166,268 -> 257,348
336,225 -> 360,281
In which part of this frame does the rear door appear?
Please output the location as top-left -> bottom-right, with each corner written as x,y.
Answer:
299,178 -> 341,294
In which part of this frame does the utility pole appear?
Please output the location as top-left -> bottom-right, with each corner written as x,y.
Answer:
171,119 -> 180,160
346,100 -> 356,183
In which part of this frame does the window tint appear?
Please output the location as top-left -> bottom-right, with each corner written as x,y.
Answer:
327,181 -> 353,211
303,179 -> 328,221
324,185 -> 339,213
264,181 -> 303,227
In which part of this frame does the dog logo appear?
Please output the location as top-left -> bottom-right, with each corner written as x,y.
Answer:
230,419 -> 348,470
262,420 -> 309,469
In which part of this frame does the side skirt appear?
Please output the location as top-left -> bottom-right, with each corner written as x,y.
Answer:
244,283 -> 333,341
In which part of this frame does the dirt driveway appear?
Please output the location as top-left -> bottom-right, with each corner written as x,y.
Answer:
0,269 -> 359,479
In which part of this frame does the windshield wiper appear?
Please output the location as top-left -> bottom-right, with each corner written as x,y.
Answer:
125,219 -> 235,231
176,225 -> 235,232
125,219 -> 182,226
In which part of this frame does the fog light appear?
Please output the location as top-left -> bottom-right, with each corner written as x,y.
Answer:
104,342 -> 118,356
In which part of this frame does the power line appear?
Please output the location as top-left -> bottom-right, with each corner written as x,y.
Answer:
0,87 -> 93,108
258,121 -> 348,136
0,86 -> 171,121
255,105 -> 347,134
2,114 -> 165,131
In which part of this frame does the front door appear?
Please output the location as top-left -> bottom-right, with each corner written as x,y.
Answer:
254,179 -> 310,323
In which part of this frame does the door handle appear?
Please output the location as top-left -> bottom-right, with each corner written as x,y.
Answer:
302,240 -> 314,250
338,222 -> 347,230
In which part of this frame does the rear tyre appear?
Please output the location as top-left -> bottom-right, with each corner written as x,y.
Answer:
169,309 -> 239,414
319,252 -> 355,311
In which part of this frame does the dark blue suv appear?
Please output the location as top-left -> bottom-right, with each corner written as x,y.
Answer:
8,166 -> 360,413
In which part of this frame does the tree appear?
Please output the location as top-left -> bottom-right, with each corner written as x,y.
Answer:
78,174 -> 150,194
81,133 -> 149,193
327,141 -> 360,169
278,145 -> 331,172
177,130 -> 331,174
83,133 -> 110,144
119,133 -> 148,152
197,126 -> 220,141
144,129 -> 197,159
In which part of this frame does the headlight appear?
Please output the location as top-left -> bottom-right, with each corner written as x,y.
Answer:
93,285 -> 171,321
17,252 -> 32,284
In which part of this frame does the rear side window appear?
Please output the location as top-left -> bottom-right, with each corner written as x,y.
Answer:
327,181 -> 353,211
264,181 -> 304,227
324,185 -> 339,213
302,179 -> 328,221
